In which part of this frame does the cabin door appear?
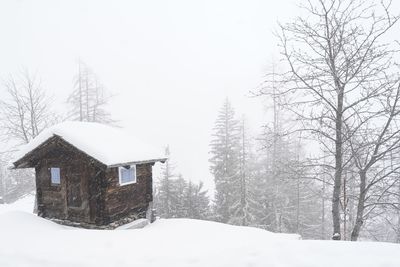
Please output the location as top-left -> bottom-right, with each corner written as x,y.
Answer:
66,165 -> 83,209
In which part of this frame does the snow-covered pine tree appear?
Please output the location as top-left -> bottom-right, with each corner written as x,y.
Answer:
256,127 -> 323,238
169,175 -> 187,218
184,180 -> 194,218
184,180 -> 210,220
154,146 -> 175,218
228,117 -> 261,226
154,146 -> 210,219
155,172 -> 211,219
246,152 -> 270,229
209,98 -> 241,223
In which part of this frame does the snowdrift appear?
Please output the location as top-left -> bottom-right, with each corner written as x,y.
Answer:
0,193 -> 35,215
1,197 -> 400,267
0,211 -> 66,231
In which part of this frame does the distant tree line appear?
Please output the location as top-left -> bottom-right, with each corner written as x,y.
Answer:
154,98 -> 325,240
209,98 -> 325,240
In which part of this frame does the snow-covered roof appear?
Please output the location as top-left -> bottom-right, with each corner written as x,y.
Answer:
13,121 -> 167,167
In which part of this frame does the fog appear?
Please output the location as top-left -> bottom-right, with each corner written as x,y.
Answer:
0,0 -> 301,189
2,0 -> 400,192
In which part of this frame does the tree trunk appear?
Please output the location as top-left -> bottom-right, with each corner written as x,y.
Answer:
332,89 -> 344,240
397,177 -> 400,243
351,171 -> 367,241
78,62 -> 83,121
240,118 -> 247,226
321,172 -> 326,239
85,71 -> 90,121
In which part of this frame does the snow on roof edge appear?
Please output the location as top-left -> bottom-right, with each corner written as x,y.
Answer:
12,121 -> 167,167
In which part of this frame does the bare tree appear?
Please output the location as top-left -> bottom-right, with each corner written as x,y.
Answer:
0,70 -> 53,144
347,83 -> 400,240
68,60 -> 114,124
259,0 -> 400,240
0,70 -> 54,206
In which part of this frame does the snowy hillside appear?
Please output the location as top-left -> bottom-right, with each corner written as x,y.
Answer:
1,196 -> 400,267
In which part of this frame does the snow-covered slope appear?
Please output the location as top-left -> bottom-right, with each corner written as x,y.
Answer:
0,197 -> 400,267
0,193 -> 35,215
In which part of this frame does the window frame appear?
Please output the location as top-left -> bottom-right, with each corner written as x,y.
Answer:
118,165 -> 137,186
50,167 -> 61,185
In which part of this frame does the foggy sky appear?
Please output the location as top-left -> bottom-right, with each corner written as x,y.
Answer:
2,0 -> 399,191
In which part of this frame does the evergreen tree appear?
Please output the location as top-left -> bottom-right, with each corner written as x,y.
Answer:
229,117 -> 261,226
209,98 -> 241,223
154,147 -> 211,219
169,175 -> 187,218
184,181 -> 210,220
254,129 -> 323,238
154,146 -> 175,218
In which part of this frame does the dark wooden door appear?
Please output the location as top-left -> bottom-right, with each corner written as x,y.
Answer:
67,165 -> 83,208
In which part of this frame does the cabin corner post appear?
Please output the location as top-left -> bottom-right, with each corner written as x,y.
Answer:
34,165 -> 43,216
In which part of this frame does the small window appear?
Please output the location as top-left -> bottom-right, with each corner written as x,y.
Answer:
50,167 -> 61,185
119,165 -> 136,186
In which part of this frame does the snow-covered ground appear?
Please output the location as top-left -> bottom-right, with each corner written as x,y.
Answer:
0,193 -> 35,215
1,196 -> 400,267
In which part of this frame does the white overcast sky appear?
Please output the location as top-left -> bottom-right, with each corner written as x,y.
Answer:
1,0 -> 399,191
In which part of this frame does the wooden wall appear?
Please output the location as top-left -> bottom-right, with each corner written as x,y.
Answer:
103,163 -> 153,223
34,138 -> 105,225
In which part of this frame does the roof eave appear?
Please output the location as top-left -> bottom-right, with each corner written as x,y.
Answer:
12,134 -> 107,170
12,134 -> 168,170
107,158 -> 168,168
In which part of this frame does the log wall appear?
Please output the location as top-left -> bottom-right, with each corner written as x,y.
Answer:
35,140 -> 103,224
103,163 -> 153,223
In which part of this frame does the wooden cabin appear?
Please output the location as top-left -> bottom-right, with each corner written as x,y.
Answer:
12,122 -> 167,228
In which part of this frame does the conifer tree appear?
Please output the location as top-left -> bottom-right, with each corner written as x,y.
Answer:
184,180 -> 210,220
169,175 -> 187,218
154,147 -> 211,219
209,98 -> 241,223
229,117 -> 261,226
155,146 -> 174,218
